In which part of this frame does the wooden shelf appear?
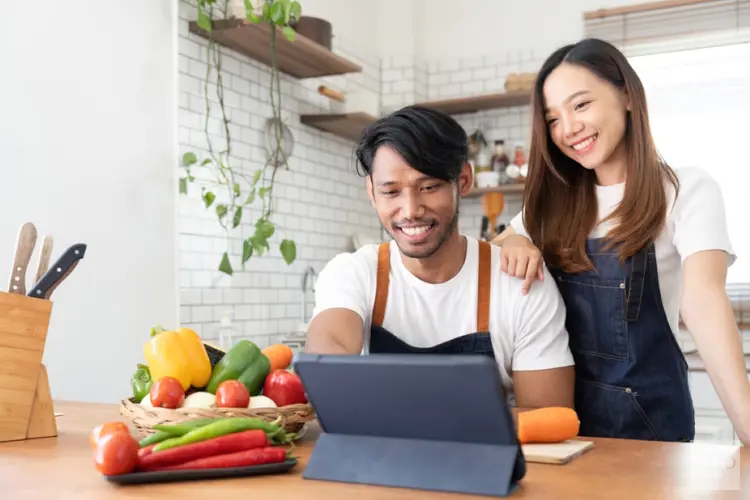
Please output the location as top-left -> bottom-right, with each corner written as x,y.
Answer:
188,19 -> 362,79
464,183 -> 525,198
299,112 -> 377,142
416,91 -> 531,115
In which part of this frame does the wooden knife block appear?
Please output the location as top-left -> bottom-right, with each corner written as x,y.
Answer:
0,291 -> 57,443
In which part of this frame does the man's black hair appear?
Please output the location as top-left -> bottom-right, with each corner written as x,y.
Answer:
354,105 -> 469,183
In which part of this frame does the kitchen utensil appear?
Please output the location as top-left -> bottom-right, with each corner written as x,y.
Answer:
27,243 -> 87,300
521,440 -> 594,464
34,236 -> 54,283
318,85 -> 345,103
8,222 -> 38,295
482,192 -> 504,239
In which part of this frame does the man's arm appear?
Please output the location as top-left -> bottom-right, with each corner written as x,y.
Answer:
508,263 -> 576,410
305,308 -> 364,354
303,252 -> 371,355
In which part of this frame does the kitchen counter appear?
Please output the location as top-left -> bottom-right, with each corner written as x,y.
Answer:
2,401 -> 748,499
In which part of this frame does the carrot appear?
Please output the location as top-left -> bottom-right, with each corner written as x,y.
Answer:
137,429 -> 268,471
156,446 -> 288,471
517,407 -> 580,444
262,344 -> 294,372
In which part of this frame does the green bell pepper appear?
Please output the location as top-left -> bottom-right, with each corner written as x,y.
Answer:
131,363 -> 153,403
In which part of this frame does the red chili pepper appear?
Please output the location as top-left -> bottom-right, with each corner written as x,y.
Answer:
138,444 -> 157,460
137,429 -> 268,471
157,446 -> 288,471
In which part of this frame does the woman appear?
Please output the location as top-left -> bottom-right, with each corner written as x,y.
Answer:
493,38 -> 750,444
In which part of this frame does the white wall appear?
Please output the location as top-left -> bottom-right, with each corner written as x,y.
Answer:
412,0 -> 643,62
0,1 -> 179,403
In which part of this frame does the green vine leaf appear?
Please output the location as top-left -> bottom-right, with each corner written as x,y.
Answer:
233,206 -> 243,228
282,26 -> 295,41
203,191 -> 216,208
196,8 -> 212,33
280,239 -> 297,264
252,170 -> 262,186
182,152 -> 198,166
218,252 -> 233,275
270,2 -> 285,24
179,178 -> 188,194
259,186 -> 272,199
245,189 -> 256,205
233,182 -> 241,198
256,219 -> 275,239
242,239 -> 253,264
290,1 -> 301,21
216,203 -> 228,219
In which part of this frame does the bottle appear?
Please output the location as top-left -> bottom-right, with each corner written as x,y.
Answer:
214,310 -> 237,350
491,140 -> 510,183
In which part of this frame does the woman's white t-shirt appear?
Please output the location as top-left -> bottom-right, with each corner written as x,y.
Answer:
510,166 -> 737,337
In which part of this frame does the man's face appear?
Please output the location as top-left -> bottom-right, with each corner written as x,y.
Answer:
366,146 -> 473,259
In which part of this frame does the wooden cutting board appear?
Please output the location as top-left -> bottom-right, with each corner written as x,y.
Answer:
522,440 -> 595,464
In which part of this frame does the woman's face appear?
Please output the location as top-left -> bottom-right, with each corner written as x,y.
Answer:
542,62 -> 630,177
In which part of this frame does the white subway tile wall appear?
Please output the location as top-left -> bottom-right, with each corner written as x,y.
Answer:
178,1 -> 539,343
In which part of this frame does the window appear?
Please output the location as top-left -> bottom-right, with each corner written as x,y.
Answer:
585,0 -> 750,325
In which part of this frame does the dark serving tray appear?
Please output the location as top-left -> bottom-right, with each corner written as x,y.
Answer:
105,458 -> 298,485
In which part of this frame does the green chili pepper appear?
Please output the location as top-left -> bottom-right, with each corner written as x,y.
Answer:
139,430 -> 173,448
153,417 -> 283,452
153,418 -> 221,436
131,364 -> 152,403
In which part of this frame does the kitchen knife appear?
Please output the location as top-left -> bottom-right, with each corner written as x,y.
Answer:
8,222 -> 38,295
34,235 -> 54,283
27,243 -> 87,300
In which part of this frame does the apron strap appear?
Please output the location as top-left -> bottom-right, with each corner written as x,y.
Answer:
625,245 -> 649,322
476,240 -> 492,332
372,239 -> 492,331
372,242 -> 391,328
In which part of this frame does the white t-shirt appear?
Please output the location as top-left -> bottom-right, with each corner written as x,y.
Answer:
510,166 -> 737,337
310,235 -> 575,402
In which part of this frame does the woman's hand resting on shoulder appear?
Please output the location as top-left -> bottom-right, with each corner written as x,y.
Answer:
491,233 -> 544,295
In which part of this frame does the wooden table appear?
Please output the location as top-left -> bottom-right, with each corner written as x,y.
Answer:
1,401 -> 747,499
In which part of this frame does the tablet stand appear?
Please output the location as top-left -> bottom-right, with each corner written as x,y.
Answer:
304,432 -> 522,497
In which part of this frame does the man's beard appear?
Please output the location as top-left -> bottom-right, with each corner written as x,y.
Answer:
381,206 -> 460,259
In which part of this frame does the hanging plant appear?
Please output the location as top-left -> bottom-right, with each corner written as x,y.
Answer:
180,0 -> 301,275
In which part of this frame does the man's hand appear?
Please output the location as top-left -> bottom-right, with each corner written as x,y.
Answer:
304,308 -> 364,355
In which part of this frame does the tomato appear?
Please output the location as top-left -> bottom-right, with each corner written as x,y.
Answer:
149,376 -> 185,409
215,380 -> 250,408
94,431 -> 139,476
89,421 -> 130,449
262,370 -> 308,407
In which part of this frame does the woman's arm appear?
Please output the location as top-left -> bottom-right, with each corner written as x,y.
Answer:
680,249 -> 750,444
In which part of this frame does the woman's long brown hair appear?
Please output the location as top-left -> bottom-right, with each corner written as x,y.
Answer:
523,38 -> 680,273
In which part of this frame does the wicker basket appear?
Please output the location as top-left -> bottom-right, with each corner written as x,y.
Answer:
120,398 -> 316,439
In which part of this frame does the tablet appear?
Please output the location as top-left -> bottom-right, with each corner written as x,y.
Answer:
293,352 -> 526,487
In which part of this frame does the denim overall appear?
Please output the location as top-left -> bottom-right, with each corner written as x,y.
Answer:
549,239 -> 694,442
366,240 -> 496,360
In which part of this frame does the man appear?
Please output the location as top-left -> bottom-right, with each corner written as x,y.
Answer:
305,105 -> 575,411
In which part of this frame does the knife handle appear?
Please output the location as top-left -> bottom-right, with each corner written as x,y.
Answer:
8,222 -> 38,295
27,243 -> 87,300
35,236 -> 54,283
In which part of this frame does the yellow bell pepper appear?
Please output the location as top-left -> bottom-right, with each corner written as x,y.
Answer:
143,325 -> 212,391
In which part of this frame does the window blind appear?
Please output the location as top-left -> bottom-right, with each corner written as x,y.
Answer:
584,0 -> 750,56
